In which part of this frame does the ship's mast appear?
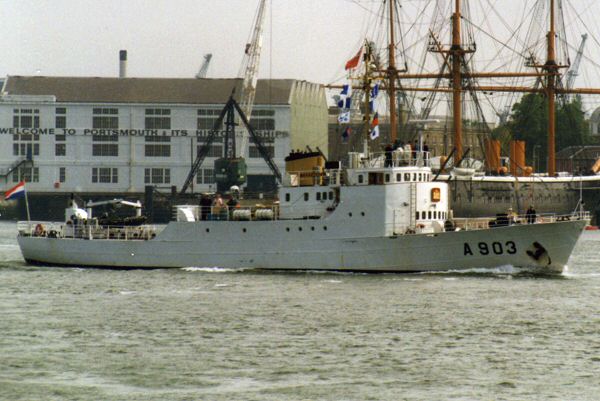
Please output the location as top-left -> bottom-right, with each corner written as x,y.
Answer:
545,0 -> 557,176
451,0 -> 463,161
388,0 -> 398,143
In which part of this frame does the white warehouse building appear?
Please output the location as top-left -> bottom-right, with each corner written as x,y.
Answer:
0,76 -> 328,199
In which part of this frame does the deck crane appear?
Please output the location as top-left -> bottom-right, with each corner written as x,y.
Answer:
195,54 -> 213,79
565,34 -> 588,100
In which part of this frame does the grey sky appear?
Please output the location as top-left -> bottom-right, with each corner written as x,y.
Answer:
1,0 -> 368,83
3,0 -> 600,115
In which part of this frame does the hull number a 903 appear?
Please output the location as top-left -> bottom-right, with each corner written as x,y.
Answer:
464,241 -> 517,256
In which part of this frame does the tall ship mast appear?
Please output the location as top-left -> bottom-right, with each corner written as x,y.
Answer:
334,0 -> 600,221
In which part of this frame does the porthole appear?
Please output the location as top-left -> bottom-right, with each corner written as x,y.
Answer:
286,227 -> 290,232
206,228 -> 210,233
361,212 -> 365,216
323,226 -> 328,231
349,212 -> 353,217
298,227 -> 303,231
311,227 -> 315,231
243,228 -> 247,233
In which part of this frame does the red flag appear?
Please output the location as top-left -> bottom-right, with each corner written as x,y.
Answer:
345,47 -> 363,70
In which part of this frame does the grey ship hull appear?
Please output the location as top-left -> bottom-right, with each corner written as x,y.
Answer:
18,219 -> 586,273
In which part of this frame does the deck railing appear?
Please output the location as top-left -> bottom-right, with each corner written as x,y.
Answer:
18,221 -> 160,240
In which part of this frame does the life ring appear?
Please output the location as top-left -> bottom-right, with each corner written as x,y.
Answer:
34,224 -> 45,237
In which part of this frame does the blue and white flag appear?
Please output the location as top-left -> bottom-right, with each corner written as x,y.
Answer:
369,112 -> 380,140
369,82 -> 380,112
337,84 -> 351,108
338,111 -> 350,124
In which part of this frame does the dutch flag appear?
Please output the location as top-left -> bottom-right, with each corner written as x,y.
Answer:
4,181 -> 26,200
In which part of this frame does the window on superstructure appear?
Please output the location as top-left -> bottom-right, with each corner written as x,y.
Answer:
421,211 -> 426,220
358,174 -> 364,184
404,173 -> 410,182
415,211 -> 419,221
385,174 -> 390,183
428,211 -> 432,220
59,167 -> 66,183
55,107 -> 67,129
92,108 -> 118,129
285,193 -> 290,202
92,167 -> 118,183
144,168 -> 170,184
304,193 -> 309,201
145,109 -> 171,129
396,173 -> 402,182
13,166 -> 39,183
145,136 -> 171,157
316,192 -> 321,201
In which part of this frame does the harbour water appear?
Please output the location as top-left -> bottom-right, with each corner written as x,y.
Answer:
1,221 -> 599,400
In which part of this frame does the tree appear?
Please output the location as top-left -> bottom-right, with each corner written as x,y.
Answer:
499,93 -> 589,171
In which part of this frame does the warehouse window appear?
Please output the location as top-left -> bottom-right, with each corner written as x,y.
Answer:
13,166 -> 39,183
55,107 -> 67,129
92,167 -> 118,183
197,109 -> 223,130
145,108 -> 171,129
92,108 -> 118,129
145,136 -> 171,157
144,168 -> 171,184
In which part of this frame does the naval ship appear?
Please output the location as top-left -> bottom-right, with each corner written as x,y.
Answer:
16,149 -> 587,273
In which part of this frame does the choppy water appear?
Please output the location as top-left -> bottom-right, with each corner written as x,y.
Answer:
1,221 -> 600,400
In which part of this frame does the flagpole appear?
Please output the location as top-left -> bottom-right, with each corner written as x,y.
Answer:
24,185 -> 31,223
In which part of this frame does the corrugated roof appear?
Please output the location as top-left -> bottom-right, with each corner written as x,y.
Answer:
3,76 -> 300,105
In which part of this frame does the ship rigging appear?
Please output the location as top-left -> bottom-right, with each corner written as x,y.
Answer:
332,0 -> 600,177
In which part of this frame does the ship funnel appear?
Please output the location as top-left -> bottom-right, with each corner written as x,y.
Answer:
119,50 -> 127,78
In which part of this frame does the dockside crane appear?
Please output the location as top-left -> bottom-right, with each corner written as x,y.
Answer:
565,34 -> 588,100
195,54 -> 213,79
236,0 -> 267,156
180,0 -> 273,195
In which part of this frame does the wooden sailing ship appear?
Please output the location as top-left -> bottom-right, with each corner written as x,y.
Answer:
333,0 -> 600,221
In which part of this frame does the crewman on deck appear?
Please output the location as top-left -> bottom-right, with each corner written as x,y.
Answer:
526,205 -> 536,224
